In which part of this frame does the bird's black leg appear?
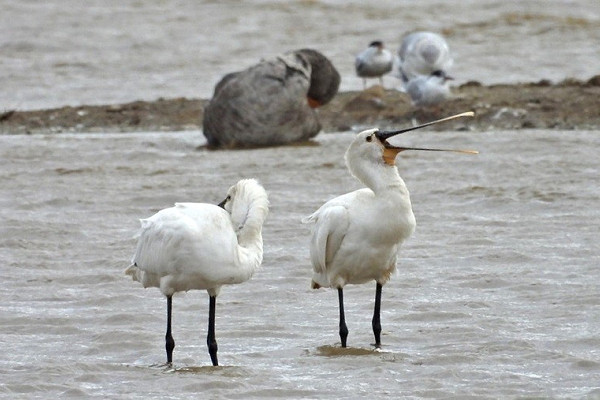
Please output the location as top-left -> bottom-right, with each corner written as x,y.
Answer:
338,288 -> 349,347
207,295 -> 219,366
372,283 -> 382,348
165,295 -> 175,364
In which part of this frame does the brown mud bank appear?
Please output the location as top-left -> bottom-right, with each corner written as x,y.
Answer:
2,77 -> 599,135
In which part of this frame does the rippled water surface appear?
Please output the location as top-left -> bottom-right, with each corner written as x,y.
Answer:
1,129 -> 599,398
2,0 -> 600,110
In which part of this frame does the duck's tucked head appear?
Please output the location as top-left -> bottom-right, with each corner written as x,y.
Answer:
295,49 -> 340,108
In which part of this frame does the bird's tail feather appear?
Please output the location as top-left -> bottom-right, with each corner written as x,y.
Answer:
311,271 -> 329,289
301,213 -> 317,224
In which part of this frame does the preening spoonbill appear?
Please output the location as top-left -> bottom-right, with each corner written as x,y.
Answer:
355,41 -> 394,89
125,179 -> 269,366
303,112 -> 476,348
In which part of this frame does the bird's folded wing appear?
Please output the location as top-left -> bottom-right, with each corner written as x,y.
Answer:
308,205 -> 349,274
355,58 -> 365,72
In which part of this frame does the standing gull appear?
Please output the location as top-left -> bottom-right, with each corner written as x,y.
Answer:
355,41 -> 394,89
303,112 -> 476,348
125,179 -> 269,366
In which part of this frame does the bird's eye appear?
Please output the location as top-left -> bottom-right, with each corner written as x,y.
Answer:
366,135 -> 373,142
226,195 -> 231,201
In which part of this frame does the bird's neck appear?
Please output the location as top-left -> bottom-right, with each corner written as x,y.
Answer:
359,163 -> 409,197
233,199 -> 267,275
237,225 -> 263,250
236,227 -> 264,277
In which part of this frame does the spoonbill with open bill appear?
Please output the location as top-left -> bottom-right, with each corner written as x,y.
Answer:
125,179 -> 269,366
303,112 -> 476,348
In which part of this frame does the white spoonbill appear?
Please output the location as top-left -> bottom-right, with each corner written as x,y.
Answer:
303,112 -> 476,348
355,40 -> 394,89
398,31 -> 453,84
125,179 -> 269,366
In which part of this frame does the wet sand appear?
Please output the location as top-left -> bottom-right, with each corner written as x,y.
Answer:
2,78 -> 600,136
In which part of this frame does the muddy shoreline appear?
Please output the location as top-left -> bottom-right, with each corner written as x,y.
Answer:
2,77 -> 599,135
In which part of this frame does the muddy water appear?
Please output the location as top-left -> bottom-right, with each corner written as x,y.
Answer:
2,0 -> 599,110
1,129 -> 599,398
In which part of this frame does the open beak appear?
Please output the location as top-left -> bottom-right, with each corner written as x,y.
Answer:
375,111 -> 477,165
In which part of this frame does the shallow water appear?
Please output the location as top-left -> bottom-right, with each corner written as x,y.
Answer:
1,129 -> 599,398
2,0 -> 600,110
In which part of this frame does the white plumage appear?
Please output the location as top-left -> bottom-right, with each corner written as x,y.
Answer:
398,31 -> 453,83
355,41 -> 394,89
303,127 -> 415,349
303,113 -> 476,348
304,135 -> 416,290
126,178 -> 269,366
405,70 -> 453,107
